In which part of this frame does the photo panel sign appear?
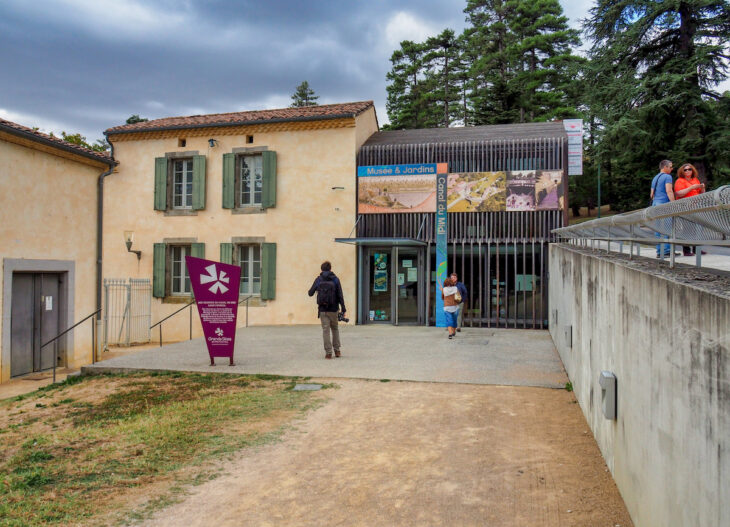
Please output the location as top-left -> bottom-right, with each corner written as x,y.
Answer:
446,172 -> 507,212
358,164 -> 437,213
535,170 -> 564,210
506,170 -> 537,211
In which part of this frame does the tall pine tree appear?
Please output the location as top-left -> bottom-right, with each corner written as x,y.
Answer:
464,0 -> 520,124
385,41 -> 429,129
505,0 -> 582,122
422,29 -> 463,127
464,0 -> 581,124
290,81 -> 319,107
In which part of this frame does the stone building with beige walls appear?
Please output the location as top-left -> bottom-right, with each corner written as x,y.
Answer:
103,102 -> 378,342
0,119 -> 114,382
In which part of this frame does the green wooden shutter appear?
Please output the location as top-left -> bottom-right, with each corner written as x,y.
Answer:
192,155 -> 206,210
222,153 -> 236,209
262,151 -> 277,208
153,243 -> 166,298
154,157 -> 168,210
261,242 -> 276,300
220,243 -> 233,264
191,243 -> 205,259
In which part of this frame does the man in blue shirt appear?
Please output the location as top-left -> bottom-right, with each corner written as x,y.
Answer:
450,272 -> 468,332
650,160 -> 676,258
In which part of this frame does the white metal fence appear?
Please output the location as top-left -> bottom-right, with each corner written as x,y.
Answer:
103,278 -> 151,348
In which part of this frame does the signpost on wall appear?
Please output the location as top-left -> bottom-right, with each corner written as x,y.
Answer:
435,163 -> 449,327
186,256 -> 241,366
563,119 -> 583,176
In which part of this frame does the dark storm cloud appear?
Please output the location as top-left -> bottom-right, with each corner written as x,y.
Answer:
7,0 -> 585,141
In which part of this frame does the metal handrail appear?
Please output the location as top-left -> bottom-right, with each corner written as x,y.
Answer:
39,308 -> 101,383
150,295 -> 254,347
553,186 -> 730,269
150,299 -> 196,330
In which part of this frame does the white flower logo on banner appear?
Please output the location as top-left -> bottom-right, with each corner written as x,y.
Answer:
215,327 -> 224,337
200,264 -> 230,294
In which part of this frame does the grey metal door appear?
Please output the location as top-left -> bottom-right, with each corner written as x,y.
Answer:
10,273 -> 60,376
38,274 -> 60,370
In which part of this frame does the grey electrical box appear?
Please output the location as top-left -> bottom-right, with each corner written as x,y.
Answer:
599,371 -> 617,420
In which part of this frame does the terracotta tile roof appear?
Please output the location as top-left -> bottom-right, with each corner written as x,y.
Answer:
105,101 -> 374,135
0,117 -> 113,164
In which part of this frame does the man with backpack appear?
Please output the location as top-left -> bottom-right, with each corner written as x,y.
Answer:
308,261 -> 347,359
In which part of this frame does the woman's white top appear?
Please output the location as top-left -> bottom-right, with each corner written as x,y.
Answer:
442,286 -> 459,313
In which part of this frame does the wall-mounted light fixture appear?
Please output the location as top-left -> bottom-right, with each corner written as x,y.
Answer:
124,231 -> 141,260
208,138 -> 218,148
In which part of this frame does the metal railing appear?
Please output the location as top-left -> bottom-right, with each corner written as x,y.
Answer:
553,186 -> 730,268
103,278 -> 151,348
39,308 -> 101,383
149,296 -> 254,347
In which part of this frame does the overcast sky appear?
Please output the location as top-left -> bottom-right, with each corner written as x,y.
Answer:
0,1 -> 619,142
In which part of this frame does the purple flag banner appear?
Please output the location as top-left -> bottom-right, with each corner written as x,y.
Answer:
185,256 -> 241,366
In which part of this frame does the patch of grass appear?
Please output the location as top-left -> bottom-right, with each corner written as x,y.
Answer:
380,379 -> 391,383
0,372 -> 323,526
565,381 -> 573,392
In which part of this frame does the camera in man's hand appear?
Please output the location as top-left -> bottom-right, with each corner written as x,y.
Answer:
337,312 -> 349,323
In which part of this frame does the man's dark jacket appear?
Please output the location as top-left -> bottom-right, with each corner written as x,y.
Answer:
455,281 -> 468,303
308,271 -> 346,314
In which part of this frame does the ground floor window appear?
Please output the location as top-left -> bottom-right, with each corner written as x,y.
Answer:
170,245 -> 191,294
153,242 -> 205,298
238,244 -> 261,295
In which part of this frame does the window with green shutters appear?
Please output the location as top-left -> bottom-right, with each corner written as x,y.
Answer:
222,151 -> 276,210
154,155 -> 206,211
220,242 -> 233,265
153,243 -> 166,298
261,242 -> 276,300
223,241 -> 276,299
238,244 -> 261,295
152,242 -> 205,298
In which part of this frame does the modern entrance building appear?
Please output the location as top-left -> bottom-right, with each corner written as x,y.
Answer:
346,123 -> 570,329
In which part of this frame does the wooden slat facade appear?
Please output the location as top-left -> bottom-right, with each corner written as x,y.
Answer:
356,131 -> 568,329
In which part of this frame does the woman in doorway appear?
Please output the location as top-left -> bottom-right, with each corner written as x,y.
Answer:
674,163 -> 705,256
441,277 -> 459,339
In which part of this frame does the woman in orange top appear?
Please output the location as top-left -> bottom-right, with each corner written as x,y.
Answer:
674,163 -> 705,256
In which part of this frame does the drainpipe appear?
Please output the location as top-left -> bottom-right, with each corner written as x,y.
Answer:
96,135 -> 116,356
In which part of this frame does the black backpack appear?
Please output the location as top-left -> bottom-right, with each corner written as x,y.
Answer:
317,277 -> 337,308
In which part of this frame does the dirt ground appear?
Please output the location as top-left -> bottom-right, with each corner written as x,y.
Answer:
134,379 -> 633,527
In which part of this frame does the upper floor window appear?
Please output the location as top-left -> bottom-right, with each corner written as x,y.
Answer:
173,159 -> 194,209
222,150 -> 276,211
154,155 -> 206,212
239,155 -> 263,206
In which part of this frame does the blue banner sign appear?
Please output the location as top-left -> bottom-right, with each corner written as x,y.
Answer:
435,163 -> 448,327
357,164 -> 438,177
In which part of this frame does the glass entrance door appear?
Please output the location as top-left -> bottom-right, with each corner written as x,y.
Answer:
363,247 -> 423,325
396,249 -> 419,324
367,250 -> 392,322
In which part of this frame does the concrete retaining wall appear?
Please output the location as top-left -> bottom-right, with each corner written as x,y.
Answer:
549,244 -> 728,527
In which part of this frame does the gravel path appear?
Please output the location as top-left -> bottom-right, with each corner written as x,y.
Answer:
134,379 -> 633,527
